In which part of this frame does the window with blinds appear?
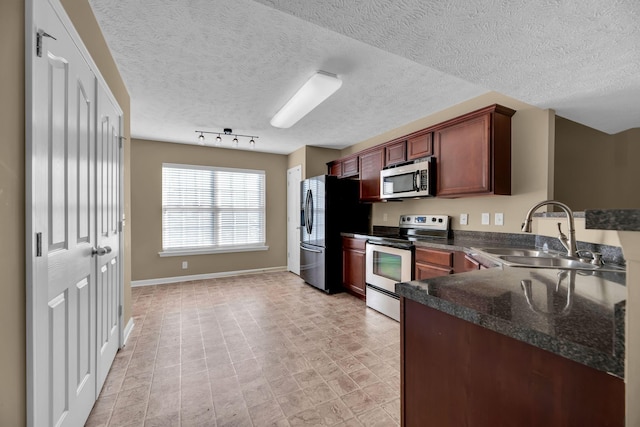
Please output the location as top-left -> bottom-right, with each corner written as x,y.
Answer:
161,163 -> 266,254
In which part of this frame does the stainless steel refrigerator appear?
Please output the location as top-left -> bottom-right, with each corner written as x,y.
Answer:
300,175 -> 371,293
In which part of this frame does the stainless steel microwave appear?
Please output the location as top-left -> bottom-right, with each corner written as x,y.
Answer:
380,158 -> 435,199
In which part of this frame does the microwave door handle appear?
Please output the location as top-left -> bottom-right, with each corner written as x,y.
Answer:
414,171 -> 421,191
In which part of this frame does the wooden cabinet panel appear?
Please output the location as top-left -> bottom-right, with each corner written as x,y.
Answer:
359,148 -> 384,202
328,156 -> 358,178
385,140 -> 407,166
407,133 -> 432,160
342,156 -> 358,177
434,105 -> 514,197
415,247 -> 453,267
415,263 -> 452,280
434,113 -> 492,196
342,237 -> 366,299
401,298 -> 624,427
328,161 -> 341,176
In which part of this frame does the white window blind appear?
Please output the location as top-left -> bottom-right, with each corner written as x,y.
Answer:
161,163 -> 266,254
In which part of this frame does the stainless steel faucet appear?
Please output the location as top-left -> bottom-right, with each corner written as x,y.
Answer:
521,200 -> 577,257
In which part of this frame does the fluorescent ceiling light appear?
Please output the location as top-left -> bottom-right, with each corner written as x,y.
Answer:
270,71 -> 342,129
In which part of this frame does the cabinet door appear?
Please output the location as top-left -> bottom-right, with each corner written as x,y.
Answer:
385,140 -> 407,166
407,133 -> 432,160
415,262 -> 453,280
342,156 -> 359,177
359,148 -> 385,202
434,113 -> 492,197
342,243 -> 366,298
328,161 -> 341,176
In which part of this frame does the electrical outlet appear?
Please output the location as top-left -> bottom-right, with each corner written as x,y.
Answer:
182,261 -> 188,269
383,213 -> 388,222
481,213 -> 490,225
460,213 -> 468,225
495,213 -> 504,226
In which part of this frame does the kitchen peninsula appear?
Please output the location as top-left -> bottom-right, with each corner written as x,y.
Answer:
397,256 -> 626,426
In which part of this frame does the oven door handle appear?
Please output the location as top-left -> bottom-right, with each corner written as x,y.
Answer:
366,240 -> 414,250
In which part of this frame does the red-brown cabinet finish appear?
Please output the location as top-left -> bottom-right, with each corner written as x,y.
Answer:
407,133 -> 433,160
342,237 -> 366,299
414,247 -> 454,280
341,156 -> 358,177
385,140 -> 407,167
359,148 -> 385,202
328,161 -> 341,177
401,298 -> 624,427
434,104 -> 515,197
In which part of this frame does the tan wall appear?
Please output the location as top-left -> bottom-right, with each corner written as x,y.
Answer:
305,146 -> 340,178
555,117 -> 640,210
131,139 -> 288,281
287,145 -> 340,179
0,0 -> 25,424
288,146 -> 306,177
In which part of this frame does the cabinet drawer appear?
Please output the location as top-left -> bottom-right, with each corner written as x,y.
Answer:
342,236 -> 366,251
415,247 -> 453,267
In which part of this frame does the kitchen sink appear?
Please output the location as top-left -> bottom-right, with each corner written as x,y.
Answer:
498,255 -> 598,270
471,247 -> 625,272
474,247 -> 556,258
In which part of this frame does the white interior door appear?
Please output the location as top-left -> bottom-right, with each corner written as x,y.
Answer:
287,165 -> 302,274
95,81 -> 122,392
29,1 -> 97,425
27,0 -> 123,425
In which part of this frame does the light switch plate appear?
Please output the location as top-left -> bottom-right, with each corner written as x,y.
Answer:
481,213 -> 490,225
460,213 -> 468,225
182,261 -> 188,269
383,213 -> 388,222
495,213 -> 504,226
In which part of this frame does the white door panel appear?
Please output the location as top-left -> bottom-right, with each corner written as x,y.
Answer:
287,165 -> 302,275
96,81 -> 121,392
32,2 -> 97,424
28,0 -> 122,425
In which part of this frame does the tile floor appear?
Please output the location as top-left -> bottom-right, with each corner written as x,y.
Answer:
86,271 -> 401,426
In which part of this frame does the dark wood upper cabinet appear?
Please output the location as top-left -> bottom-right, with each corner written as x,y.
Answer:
328,161 -> 341,177
327,155 -> 358,178
359,148 -> 385,202
385,140 -> 407,167
407,133 -> 433,160
434,104 -> 515,197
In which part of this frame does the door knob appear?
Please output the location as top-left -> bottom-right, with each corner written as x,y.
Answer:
92,246 -> 112,256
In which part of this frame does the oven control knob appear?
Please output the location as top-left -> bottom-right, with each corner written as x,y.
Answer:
438,218 -> 443,223
406,217 -> 411,222
431,217 -> 436,222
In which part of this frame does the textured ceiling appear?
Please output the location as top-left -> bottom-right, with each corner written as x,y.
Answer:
89,0 -> 639,154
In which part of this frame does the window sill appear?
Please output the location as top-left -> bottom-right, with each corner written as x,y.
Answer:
158,245 -> 269,257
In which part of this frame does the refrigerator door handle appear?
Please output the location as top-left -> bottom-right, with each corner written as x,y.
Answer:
305,189 -> 313,235
308,189 -> 314,234
300,244 -> 323,253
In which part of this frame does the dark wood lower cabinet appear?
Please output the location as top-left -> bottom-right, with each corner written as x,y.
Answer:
342,237 -> 366,299
401,298 -> 624,427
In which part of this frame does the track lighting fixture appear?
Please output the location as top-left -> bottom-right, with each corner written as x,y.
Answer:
194,128 -> 259,148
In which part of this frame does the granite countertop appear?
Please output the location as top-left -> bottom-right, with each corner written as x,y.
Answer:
396,266 -> 626,378
342,230 -> 627,377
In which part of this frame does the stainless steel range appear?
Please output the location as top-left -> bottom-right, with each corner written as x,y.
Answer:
365,214 -> 450,321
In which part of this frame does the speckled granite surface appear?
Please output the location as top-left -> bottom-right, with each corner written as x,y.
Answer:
586,209 -> 640,231
396,267 -> 626,378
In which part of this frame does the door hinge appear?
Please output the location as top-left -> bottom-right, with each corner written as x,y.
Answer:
118,220 -> 124,232
36,30 -> 56,58
118,305 -> 122,317
35,232 -> 42,257
118,136 -> 126,149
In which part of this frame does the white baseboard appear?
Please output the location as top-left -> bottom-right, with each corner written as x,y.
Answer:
122,317 -> 134,347
130,266 -> 288,287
